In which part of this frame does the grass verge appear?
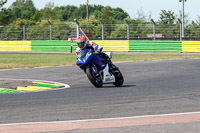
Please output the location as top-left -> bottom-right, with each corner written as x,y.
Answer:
0,53 -> 200,69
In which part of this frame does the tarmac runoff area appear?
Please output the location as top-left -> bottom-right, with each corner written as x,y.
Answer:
0,112 -> 200,133
0,79 -> 70,93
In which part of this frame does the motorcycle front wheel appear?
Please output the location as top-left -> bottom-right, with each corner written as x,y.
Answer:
86,67 -> 103,88
113,66 -> 124,87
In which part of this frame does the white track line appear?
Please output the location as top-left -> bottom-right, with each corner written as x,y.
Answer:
1,111 -> 200,126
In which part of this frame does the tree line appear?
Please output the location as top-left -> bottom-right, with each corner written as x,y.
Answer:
0,0 -> 130,26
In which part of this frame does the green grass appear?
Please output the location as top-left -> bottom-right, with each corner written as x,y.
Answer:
0,53 -> 200,69
0,54 -> 76,69
112,54 -> 200,62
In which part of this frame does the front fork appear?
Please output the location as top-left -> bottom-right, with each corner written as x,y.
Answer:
91,64 -> 103,78
92,65 -> 98,75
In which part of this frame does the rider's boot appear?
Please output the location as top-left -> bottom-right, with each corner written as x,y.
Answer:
101,52 -> 117,74
107,59 -> 119,74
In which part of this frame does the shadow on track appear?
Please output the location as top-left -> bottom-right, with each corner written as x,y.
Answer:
102,84 -> 136,88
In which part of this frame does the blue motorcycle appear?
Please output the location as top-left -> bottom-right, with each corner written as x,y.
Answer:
76,47 -> 124,87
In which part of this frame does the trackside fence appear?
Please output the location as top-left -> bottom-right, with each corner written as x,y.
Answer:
1,23 -> 200,41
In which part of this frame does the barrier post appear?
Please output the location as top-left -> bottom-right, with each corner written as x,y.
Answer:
74,19 -> 80,38
21,21 -> 25,40
48,20 -> 52,40
71,38 -> 73,53
151,19 -> 156,40
178,19 -> 182,41
125,20 -> 130,40
100,20 -> 104,40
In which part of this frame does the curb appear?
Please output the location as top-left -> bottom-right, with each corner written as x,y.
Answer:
0,79 -> 70,94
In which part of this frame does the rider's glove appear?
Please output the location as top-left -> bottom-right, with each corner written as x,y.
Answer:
94,51 -> 100,54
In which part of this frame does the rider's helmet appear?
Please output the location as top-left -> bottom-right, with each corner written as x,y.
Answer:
77,35 -> 87,49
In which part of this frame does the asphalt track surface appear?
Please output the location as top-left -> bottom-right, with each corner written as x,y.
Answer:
1,59 -> 200,132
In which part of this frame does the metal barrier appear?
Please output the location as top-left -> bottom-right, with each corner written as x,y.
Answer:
1,40 -> 200,52
1,21 -> 200,41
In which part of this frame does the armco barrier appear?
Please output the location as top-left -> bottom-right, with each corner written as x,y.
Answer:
182,41 -> 200,52
0,41 -> 31,51
129,41 -> 182,52
32,41 -> 77,51
32,40 -> 129,52
93,40 -> 129,52
1,40 -> 200,53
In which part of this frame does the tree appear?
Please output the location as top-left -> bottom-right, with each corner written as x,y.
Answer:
31,10 -> 42,22
195,16 -> 200,25
113,7 -> 129,20
25,0 -> 34,7
158,10 -> 175,24
177,9 -> 190,25
41,2 -> 56,20
0,8 -> 12,25
0,0 -> 7,8
101,6 -> 115,24
10,0 -> 34,8
9,18 -> 36,26
135,8 -> 148,22
78,4 -> 87,19
57,5 -> 78,21
21,6 -> 36,19
90,5 -> 103,19
10,0 -> 25,8
9,0 -> 36,20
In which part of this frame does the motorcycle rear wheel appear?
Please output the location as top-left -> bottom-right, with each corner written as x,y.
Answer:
86,67 -> 103,88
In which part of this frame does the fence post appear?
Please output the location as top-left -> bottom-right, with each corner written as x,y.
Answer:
100,20 -> 104,40
48,20 -> 52,40
125,20 -> 130,40
74,19 -> 80,38
21,21 -> 25,40
151,19 -> 156,40
71,38 -> 73,53
178,19 -> 182,41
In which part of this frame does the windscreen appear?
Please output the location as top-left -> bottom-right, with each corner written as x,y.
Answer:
79,48 -> 90,60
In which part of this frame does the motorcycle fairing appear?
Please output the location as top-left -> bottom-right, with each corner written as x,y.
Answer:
101,64 -> 115,83
76,48 -> 107,70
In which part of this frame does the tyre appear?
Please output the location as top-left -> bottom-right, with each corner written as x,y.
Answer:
86,67 -> 103,88
113,67 -> 124,87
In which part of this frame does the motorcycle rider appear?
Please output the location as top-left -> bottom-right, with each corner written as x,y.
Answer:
75,35 -> 102,56
75,35 -> 114,72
